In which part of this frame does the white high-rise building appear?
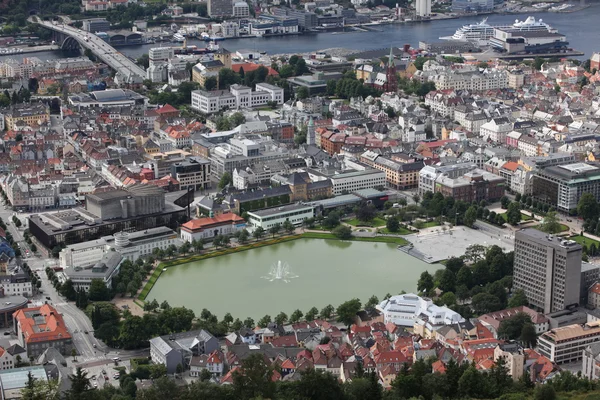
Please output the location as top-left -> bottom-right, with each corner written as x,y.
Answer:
416,0 -> 431,17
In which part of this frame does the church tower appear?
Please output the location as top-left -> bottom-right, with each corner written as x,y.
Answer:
385,47 -> 398,93
306,116 -> 315,146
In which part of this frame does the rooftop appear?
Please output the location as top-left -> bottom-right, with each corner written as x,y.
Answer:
248,203 -> 314,218
13,304 -> 71,344
541,321 -> 600,342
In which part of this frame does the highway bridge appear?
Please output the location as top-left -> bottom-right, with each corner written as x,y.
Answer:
33,18 -> 146,84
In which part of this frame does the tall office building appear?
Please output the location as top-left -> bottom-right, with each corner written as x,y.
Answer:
208,0 -> 233,18
513,229 -> 582,314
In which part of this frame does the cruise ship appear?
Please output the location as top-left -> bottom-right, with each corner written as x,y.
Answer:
440,16 -> 557,45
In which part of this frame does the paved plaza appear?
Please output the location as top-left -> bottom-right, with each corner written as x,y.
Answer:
403,223 -> 515,263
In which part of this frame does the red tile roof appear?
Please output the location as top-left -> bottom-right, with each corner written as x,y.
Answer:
13,304 -> 71,344
182,214 -> 245,231
232,63 -> 279,77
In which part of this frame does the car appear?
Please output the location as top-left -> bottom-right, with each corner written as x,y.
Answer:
93,344 -> 97,348
93,383 -> 98,388
84,331 -> 88,334
3,332 -> 9,336
45,297 -> 51,300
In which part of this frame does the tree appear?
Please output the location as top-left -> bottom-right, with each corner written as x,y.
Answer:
67,367 -> 91,398
218,172 -> 232,189
500,196 -> 510,209
417,271 -> 434,294
365,295 -> 379,309
440,291 -> 457,306
274,312 -> 288,326
578,192 -> 598,221
257,315 -> 271,328
456,266 -> 473,289
282,220 -> 295,234
237,229 -> 249,244
386,217 -> 400,232
336,298 -> 361,326
229,112 -> 246,127
439,269 -> 456,293
464,206 -> 477,228
199,369 -> 212,382
192,238 -> 205,253
87,280 -> 109,301
59,279 -> 77,301
508,289 -> 528,308
534,384 -> 556,400
498,312 -> 534,340
289,309 -> 303,323
471,292 -> 503,314
320,304 -> 334,319
355,203 -> 376,222
136,53 -> 150,69
539,211 -> 561,234
445,257 -> 465,274
506,202 -> 522,225
204,76 -> 218,91
232,354 -> 275,400
296,86 -> 309,100
521,322 -> 537,348
253,227 -> 265,241
332,225 -> 352,240
161,300 -> 171,310
305,307 -> 319,321
459,366 -> 485,398
269,223 -> 281,238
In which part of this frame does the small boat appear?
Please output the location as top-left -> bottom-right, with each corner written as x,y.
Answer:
162,268 -> 167,272
172,33 -> 185,42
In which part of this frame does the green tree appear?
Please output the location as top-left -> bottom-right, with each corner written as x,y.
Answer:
218,172 -> 232,189
520,322 -> 537,348
539,211 -> 562,234
386,217 -> 400,232
282,220 -> 295,234
305,307 -> 319,321
456,266 -> 473,289
229,112 -> 246,127
578,192 -> 598,221
355,203 -> 376,222
136,53 -> 150,69
289,309 -> 303,323
534,384 -> 556,400
274,312 -> 288,326
365,295 -> 379,309
296,86 -> 309,99
417,271 -> 434,294
506,202 -> 522,225
508,289 -> 528,308
204,76 -> 218,91
67,367 -> 91,399
320,304 -> 334,319
253,227 -> 265,241
464,206 -> 477,228
332,225 -> 352,240
471,292 -> 503,314
257,315 -> 271,328
498,312 -> 533,340
269,223 -> 281,238
232,354 -> 275,399
459,366 -> 485,398
440,291 -> 457,306
336,298 -> 361,326
439,269 -> 456,293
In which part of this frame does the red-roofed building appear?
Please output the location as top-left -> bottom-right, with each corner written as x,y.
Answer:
461,338 -> 502,363
180,214 -> 246,242
432,360 -> 446,374
374,350 -> 409,369
190,350 -> 224,377
156,104 -> 180,118
232,63 -> 279,77
13,304 -> 72,357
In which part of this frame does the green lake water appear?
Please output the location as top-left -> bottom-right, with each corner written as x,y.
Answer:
147,238 -> 437,320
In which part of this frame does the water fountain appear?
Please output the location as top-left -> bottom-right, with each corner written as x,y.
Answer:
262,260 -> 298,283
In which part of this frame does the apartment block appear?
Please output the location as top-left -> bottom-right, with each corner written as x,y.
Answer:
513,229 -> 582,314
538,321 -> 600,364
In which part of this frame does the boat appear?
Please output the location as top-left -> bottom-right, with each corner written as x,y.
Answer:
209,35 -> 225,41
172,33 -> 186,43
440,16 -> 556,45
207,40 -> 219,51
550,4 -> 573,12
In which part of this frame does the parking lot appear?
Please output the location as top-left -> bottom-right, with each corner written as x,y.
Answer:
80,359 -> 130,389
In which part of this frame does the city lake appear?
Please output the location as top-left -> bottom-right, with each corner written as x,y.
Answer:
146,238 -> 437,320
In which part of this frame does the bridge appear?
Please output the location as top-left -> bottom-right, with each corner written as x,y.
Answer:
33,18 -> 146,84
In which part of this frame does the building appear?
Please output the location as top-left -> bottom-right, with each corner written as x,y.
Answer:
328,169 -> 386,196
415,0 -> 431,17
591,53 -> 600,72
232,1 -> 250,17
0,296 -> 28,329
63,251 -> 124,292
376,293 -> 464,328
2,103 -> 49,131
170,157 -> 211,191
589,282 -> 600,309
429,70 -> 508,91
59,227 -> 180,270
480,117 -> 513,144
68,89 -> 147,109
247,203 -> 315,229
54,57 -> 94,73
28,184 -> 189,250
513,229 -> 582,314
191,83 -> 284,114
190,350 -> 224,378
150,330 -> 218,374
82,18 -> 110,33
478,306 -> 549,337
494,343 -> 525,380
180,214 -> 246,242
533,163 -> 600,213
0,270 -> 33,298
452,0 -> 493,12
361,151 -> 423,190
538,321 -> 600,364
285,172 -> 333,201
13,304 -> 73,358
582,342 -> 600,380
208,0 -> 233,17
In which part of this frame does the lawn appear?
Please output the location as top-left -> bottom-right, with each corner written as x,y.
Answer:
301,232 -> 408,245
568,235 -> 600,247
532,223 -> 570,233
499,212 -> 533,222
345,217 -> 387,227
378,226 -> 413,235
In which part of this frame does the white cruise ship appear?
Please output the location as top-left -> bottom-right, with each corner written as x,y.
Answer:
440,16 -> 556,45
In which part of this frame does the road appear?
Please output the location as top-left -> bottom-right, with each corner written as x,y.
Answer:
0,205 -> 147,364
32,18 -> 146,81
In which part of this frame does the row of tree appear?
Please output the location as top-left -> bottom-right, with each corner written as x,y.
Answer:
31,353 -> 600,400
